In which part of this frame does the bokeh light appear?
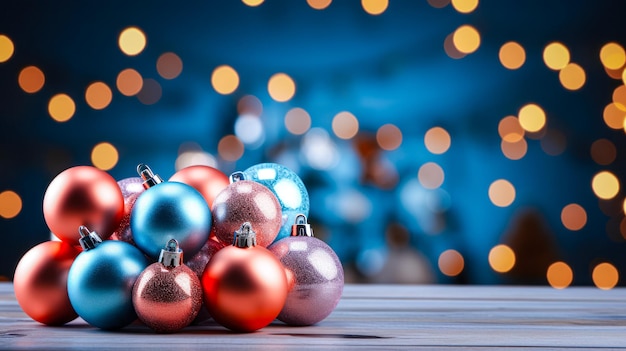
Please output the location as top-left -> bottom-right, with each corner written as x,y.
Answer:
543,42 -> 570,70
561,203 -> 587,231
489,179 -> 515,207
444,33 -> 466,59
85,81 -> 113,110
451,0 -> 478,13
498,116 -> 525,142
418,162 -> 445,189
361,0 -> 388,15
488,244 -> 515,273
592,262 -> 619,290
498,41 -> 526,70
600,42 -> 626,70
0,190 -> 22,219
307,0 -> 331,10
234,114 -> 264,146
332,111 -> 359,139
218,135 -> 244,161
453,25 -> 480,54
603,102 -> 625,130
211,65 -> 239,95
91,142 -> 119,171
116,68 -> 143,96
546,262 -> 573,289
48,93 -> 76,122
438,249 -> 464,277
268,73 -> 296,102
613,85 -> 626,106
118,26 -> 146,56
237,95 -> 263,117
424,126 -> 451,154
156,52 -> 183,80
0,34 -> 14,63
242,0 -> 264,6
376,124 -> 402,151
18,66 -> 45,93
501,138 -> 527,160
428,0 -> 450,8
136,78 -> 162,105
518,103 -> 546,133
285,107 -> 311,135
592,171 -> 620,200
591,139 -> 617,165
559,63 -> 586,90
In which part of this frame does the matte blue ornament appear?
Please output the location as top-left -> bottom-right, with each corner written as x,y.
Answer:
67,226 -> 149,330
244,163 -> 309,243
131,164 -> 211,260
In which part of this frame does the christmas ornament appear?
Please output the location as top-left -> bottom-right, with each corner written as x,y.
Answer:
131,164 -> 211,260
43,165 -> 124,245
185,236 -> 226,278
110,177 -> 145,244
244,163 -> 309,243
132,239 -> 203,333
268,214 -> 344,326
67,226 -> 149,330
212,172 -> 282,247
169,165 -> 230,208
202,222 -> 288,332
13,241 -> 80,325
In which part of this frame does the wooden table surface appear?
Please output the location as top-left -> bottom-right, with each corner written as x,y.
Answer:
1,282 -> 626,350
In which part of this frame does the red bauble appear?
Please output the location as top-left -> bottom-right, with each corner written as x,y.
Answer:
14,241 -> 80,325
43,166 -> 124,245
212,180 -> 282,247
169,165 -> 229,208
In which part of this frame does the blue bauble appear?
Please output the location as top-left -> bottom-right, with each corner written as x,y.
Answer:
67,240 -> 149,330
131,181 -> 211,260
244,163 -> 309,243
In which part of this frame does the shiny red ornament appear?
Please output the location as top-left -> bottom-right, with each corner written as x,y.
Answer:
169,165 -> 229,208
202,223 -> 288,332
212,173 -> 282,247
43,166 -> 124,245
14,241 -> 80,325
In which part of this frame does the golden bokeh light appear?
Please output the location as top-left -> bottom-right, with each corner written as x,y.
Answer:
0,190 -> 22,219
613,85 -> 626,106
498,41 -> 526,70
268,73 -> 296,102
0,34 -> 14,63
501,138 -> 527,160
547,262 -> 573,289
591,138 -> 616,166
116,68 -> 143,96
543,42 -> 570,70
424,126 -> 451,154
285,107 -> 312,135
118,26 -> 147,56
451,0 -> 478,13
518,103 -> 546,133
488,244 -> 515,273
488,179 -> 515,207
332,111 -> 359,139
603,102 -> 626,130
605,65 -> 624,80
498,116 -> 525,142
561,203 -> 587,231
307,0 -> 332,10
136,78 -> 162,105
218,135 -> 244,161
376,124 -> 402,151
91,142 -> 119,171
623,68 -> 626,86
592,171 -> 620,200
242,0 -> 264,6
212,65 -> 240,95
156,52 -> 183,80
418,162 -> 445,189
444,33 -> 466,59
361,0 -> 388,15
48,93 -> 76,122
452,25 -> 481,54
428,0 -> 450,8
559,63 -> 586,90
237,95 -> 263,117
592,262 -> 619,290
18,66 -> 45,93
85,81 -> 113,110
600,42 -> 626,70
438,249 -> 465,277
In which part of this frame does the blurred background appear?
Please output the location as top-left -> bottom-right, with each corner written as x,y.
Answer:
1,0 -> 626,287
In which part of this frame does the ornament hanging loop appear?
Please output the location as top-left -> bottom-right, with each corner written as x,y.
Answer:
233,222 -> 257,248
229,171 -> 246,183
78,225 -> 103,251
158,239 -> 183,267
291,214 -> 314,237
137,163 -> 163,189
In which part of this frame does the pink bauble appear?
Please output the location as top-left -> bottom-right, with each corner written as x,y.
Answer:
110,177 -> 145,244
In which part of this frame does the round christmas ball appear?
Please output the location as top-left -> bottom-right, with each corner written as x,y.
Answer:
43,166 -> 124,245
185,237 -> 226,278
244,163 -> 309,243
169,165 -> 230,208
110,177 -> 145,244
13,241 -> 80,325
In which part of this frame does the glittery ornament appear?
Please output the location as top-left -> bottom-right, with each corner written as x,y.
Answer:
13,241 -> 80,325
110,177 -> 145,244
133,239 -> 203,333
212,172 -> 282,247
131,164 -> 211,260
244,163 -> 309,243
43,166 -> 124,246
185,237 -> 226,278
68,226 -> 149,330
169,165 -> 230,208
202,222 -> 288,332
268,214 -> 344,326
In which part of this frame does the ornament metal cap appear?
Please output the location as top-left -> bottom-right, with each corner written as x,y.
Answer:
291,214 -> 314,237
229,171 -> 245,183
158,239 -> 183,267
78,225 -> 103,251
233,222 -> 257,248
137,163 -> 163,189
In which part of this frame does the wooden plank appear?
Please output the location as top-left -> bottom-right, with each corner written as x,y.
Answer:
2,283 -> 626,350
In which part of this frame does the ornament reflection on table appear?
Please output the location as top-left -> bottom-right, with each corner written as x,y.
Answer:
132,239 -> 203,333
67,226 -> 149,330
268,214 -> 344,326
